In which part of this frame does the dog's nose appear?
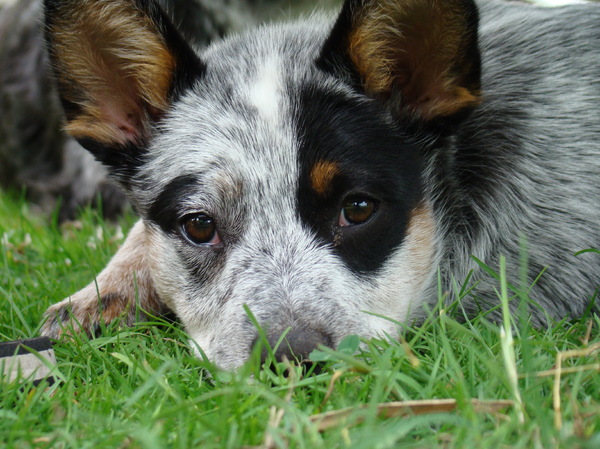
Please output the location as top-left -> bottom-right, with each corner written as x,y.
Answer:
254,327 -> 333,364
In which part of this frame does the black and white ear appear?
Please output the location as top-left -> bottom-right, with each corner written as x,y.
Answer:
44,0 -> 204,179
319,0 -> 481,123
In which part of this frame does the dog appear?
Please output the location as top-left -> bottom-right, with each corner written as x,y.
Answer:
40,0 -> 599,370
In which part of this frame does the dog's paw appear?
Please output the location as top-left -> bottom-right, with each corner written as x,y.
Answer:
41,288 -> 135,339
41,295 -> 87,339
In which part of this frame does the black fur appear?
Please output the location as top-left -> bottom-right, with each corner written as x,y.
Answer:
296,84 -> 422,273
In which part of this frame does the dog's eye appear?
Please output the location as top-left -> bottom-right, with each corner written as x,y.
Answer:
339,198 -> 377,226
181,214 -> 221,246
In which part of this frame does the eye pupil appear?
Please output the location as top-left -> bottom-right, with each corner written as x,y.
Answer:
182,214 -> 217,244
341,199 -> 376,225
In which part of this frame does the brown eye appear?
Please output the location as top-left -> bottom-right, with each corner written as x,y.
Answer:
181,214 -> 221,245
339,198 -> 377,226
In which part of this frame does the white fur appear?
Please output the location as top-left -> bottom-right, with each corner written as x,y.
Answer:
248,57 -> 282,124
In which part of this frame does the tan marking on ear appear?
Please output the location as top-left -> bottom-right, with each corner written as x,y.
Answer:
41,220 -> 166,338
50,0 -> 176,146
310,160 -> 340,195
347,0 -> 480,120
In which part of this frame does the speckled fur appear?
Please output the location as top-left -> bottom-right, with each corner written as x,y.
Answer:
41,0 -> 599,370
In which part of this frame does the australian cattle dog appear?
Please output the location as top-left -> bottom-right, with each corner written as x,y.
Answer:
41,0 -> 599,370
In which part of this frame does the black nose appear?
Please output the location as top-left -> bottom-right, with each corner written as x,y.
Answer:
254,326 -> 333,364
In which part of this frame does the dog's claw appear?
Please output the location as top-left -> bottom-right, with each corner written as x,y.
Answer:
41,292 -> 132,339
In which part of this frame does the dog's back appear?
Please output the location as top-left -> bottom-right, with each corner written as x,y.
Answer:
438,0 -> 600,321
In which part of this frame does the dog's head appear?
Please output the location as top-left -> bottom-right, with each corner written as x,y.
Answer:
45,0 -> 481,369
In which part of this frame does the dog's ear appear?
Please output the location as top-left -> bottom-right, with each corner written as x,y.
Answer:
44,0 -> 204,181
318,0 -> 481,125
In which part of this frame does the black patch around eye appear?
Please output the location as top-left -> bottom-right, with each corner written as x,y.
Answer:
295,84 -> 423,274
146,174 -> 227,283
147,174 -> 201,234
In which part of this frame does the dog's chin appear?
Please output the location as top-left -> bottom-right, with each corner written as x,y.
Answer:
187,330 -> 252,371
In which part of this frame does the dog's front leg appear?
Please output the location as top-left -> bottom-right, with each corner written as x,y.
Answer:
42,220 -> 166,338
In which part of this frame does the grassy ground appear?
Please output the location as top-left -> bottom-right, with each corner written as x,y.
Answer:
0,190 -> 599,449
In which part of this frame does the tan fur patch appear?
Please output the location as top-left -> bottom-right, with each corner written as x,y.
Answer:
348,0 -> 480,120
50,0 -> 176,146
42,221 -> 164,338
405,203 -> 436,289
310,160 -> 340,195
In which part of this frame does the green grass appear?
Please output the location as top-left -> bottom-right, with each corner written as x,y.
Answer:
1,190 -> 599,449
